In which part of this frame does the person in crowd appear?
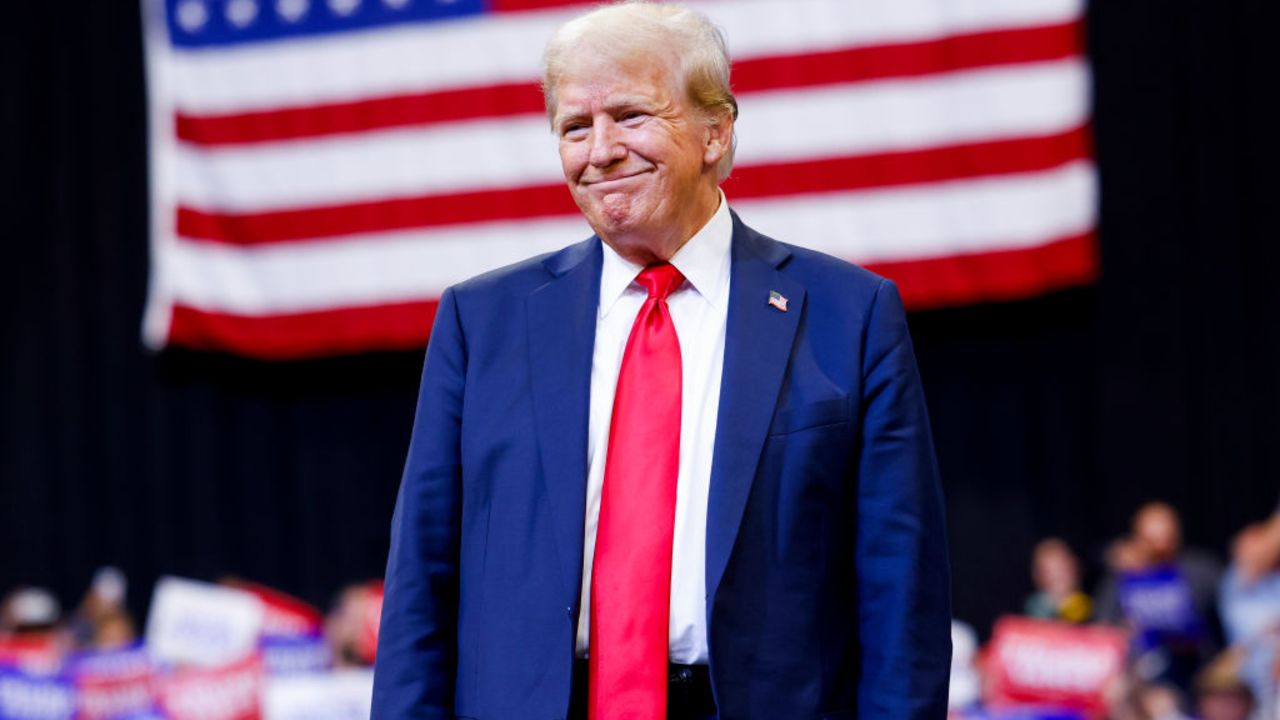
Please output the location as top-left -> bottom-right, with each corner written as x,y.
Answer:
1025,537 -> 1094,623
1136,682 -> 1193,720
88,611 -> 136,651
1218,500 -> 1280,718
1096,502 -> 1222,621
1106,670 -> 1189,720
66,566 -> 136,651
1192,650 -> 1257,720
1095,501 -> 1223,692
0,586 -> 63,671
326,581 -> 382,668
0,586 -> 60,635
371,2 -> 951,718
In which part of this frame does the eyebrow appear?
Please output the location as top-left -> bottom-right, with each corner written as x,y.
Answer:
556,96 -> 660,126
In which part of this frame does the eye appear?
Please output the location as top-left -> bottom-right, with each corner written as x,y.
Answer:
619,111 -> 646,123
560,121 -> 588,140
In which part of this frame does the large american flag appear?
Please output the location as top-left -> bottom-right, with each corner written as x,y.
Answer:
142,0 -> 1095,359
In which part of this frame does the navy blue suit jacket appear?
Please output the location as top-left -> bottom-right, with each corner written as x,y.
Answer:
372,214 -> 952,719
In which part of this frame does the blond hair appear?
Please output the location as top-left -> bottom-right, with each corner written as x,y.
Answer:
541,1 -> 738,180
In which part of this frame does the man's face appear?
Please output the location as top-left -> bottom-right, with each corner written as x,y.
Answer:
553,49 -> 723,262
1135,506 -> 1181,563
1033,546 -> 1079,597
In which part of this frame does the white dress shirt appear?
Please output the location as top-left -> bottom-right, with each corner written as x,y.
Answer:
574,192 -> 732,664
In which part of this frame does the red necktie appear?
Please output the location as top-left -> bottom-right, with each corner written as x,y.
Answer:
589,263 -> 685,720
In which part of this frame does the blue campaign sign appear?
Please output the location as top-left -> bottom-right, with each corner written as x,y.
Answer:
68,645 -> 158,720
67,645 -> 150,679
260,635 -> 333,675
1117,565 -> 1203,640
956,706 -> 1087,720
0,666 -> 74,720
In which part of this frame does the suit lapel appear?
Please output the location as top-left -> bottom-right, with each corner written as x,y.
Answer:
706,216 -> 804,604
527,238 -> 602,602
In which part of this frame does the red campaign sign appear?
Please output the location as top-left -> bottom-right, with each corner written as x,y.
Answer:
0,634 -> 62,674
157,654 -> 263,720
76,673 -> 155,720
222,581 -> 322,638
986,616 -> 1128,715
72,647 -> 157,720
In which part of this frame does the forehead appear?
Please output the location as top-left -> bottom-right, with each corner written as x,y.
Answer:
1137,506 -> 1177,528
553,46 -> 682,111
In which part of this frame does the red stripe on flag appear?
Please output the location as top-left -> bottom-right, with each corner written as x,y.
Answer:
165,235 -> 1096,358
867,232 -> 1097,310
175,21 -> 1082,147
177,126 -> 1090,245
168,301 -> 439,360
175,82 -> 547,147
733,20 -> 1081,92
725,125 -> 1089,200
178,183 -> 577,244
489,0 -> 594,11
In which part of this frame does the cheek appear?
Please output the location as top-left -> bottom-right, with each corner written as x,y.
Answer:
665,131 -> 708,175
558,144 -> 585,180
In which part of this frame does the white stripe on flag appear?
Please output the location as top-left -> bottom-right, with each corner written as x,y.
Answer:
735,159 -> 1095,262
173,59 -> 1088,212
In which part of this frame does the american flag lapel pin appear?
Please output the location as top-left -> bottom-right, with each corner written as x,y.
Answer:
768,290 -> 789,312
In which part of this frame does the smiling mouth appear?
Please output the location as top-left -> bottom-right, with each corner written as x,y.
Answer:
584,170 -> 651,188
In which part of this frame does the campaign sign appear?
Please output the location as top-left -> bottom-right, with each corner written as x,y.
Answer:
1117,566 -> 1202,644
221,583 -> 322,639
157,653 -> 263,720
0,636 -> 61,676
146,577 -> 264,668
262,669 -> 373,720
987,616 -> 1128,715
0,666 -> 74,720
259,636 -> 330,677
953,706 -> 1087,720
69,644 -> 157,720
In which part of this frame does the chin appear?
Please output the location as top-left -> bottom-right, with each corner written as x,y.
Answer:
585,195 -> 653,235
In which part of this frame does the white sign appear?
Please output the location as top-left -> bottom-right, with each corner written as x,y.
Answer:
146,577 -> 264,667
263,669 -> 373,720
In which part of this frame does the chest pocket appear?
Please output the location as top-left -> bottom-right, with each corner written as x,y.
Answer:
768,396 -> 852,436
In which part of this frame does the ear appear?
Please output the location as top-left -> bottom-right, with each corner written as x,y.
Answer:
702,111 -> 734,168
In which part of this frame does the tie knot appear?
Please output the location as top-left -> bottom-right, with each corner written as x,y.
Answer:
635,263 -> 685,300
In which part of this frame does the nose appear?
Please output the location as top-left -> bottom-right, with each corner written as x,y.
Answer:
587,116 -> 626,168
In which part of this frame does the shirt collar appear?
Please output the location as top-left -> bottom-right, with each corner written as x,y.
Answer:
598,190 -> 733,319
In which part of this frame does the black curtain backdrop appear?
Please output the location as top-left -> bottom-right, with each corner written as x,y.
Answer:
4,2 -> 1278,637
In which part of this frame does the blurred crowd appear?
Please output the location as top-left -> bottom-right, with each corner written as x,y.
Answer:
0,572 -> 383,719
951,499 -> 1280,720
3,500 -> 1276,720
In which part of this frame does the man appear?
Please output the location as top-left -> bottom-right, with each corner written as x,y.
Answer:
1219,501 -> 1280,716
1095,502 -> 1223,632
1095,501 -> 1223,692
1024,538 -> 1093,624
372,4 -> 951,719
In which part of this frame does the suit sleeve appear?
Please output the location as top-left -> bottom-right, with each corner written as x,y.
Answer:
855,278 -> 952,720
371,287 -> 467,720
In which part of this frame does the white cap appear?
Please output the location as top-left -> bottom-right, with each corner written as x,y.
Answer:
7,588 -> 61,627
92,566 -> 128,605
